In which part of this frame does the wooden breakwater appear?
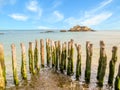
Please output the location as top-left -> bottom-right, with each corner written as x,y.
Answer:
0,39 -> 120,90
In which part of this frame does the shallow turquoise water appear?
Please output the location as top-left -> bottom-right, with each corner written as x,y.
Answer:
0,30 -> 120,89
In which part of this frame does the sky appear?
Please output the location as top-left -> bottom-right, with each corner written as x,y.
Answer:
0,0 -> 120,30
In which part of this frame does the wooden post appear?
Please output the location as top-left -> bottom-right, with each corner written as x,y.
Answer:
67,41 -> 71,75
46,39 -> 51,67
97,41 -> 107,87
114,64 -> 120,90
75,44 -> 81,80
28,42 -> 35,74
0,44 -> 5,89
63,42 -> 67,70
55,41 -> 58,70
70,39 -> 74,74
40,39 -> 44,67
34,40 -> 40,72
20,43 -> 27,80
60,43 -> 64,73
11,44 -> 19,85
58,41 -> 61,68
85,42 -> 93,83
51,41 -> 56,68
108,46 -> 117,86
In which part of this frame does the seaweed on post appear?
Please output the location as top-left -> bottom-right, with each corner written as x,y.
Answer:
40,39 -> 44,67
97,41 -> 107,87
20,43 -> 27,80
70,39 -> 74,75
60,43 -> 65,73
75,44 -> 81,80
0,44 -> 5,89
58,41 -> 61,68
34,40 -> 40,72
55,41 -> 59,70
85,42 -> 93,83
46,39 -> 51,67
51,41 -> 56,68
108,46 -> 117,86
28,42 -> 35,74
63,42 -> 67,70
114,64 -> 120,90
11,44 -> 19,85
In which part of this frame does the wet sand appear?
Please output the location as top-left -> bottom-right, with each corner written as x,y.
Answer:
6,68 -> 112,90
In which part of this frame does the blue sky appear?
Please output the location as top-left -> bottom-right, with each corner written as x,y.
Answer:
0,0 -> 120,30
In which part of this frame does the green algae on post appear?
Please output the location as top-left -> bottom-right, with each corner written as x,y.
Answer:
34,40 -> 40,72
70,39 -> 74,75
40,39 -> 44,67
85,42 -> 93,83
97,41 -> 107,87
0,44 -> 5,89
11,44 -> 19,85
75,44 -> 81,80
46,39 -> 51,67
51,41 -> 56,68
28,42 -> 35,74
55,41 -> 59,70
60,43 -> 65,73
115,64 -> 120,90
67,40 -> 74,76
108,46 -> 117,86
63,42 -> 67,70
58,41 -> 61,68
20,43 -> 27,80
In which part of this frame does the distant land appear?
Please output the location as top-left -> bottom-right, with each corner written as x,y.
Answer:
60,25 -> 95,32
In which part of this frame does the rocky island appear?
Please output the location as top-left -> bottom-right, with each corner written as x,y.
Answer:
68,25 -> 94,32
60,25 -> 94,32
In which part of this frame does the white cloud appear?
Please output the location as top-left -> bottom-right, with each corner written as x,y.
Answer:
52,0 -> 62,8
9,14 -> 28,21
46,10 -> 64,23
82,12 -> 112,26
26,0 -> 42,17
53,11 -> 64,21
64,0 -> 113,28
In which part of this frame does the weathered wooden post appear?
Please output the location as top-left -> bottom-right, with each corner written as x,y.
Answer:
55,41 -> 58,70
0,44 -> 5,89
11,44 -> 19,85
60,43 -> 64,73
34,40 -> 40,72
46,39 -> 51,67
70,39 -> 74,74
63,42 -> 67,70
20,43 -> 27,80
67,41 -> 72,75
85,42 -> 93,83
51,41 -> 56,68
75,44 -> 81,80
28,42 -> 35,74
97,41 -> 107,87
108,46 -> 117,86
114,64 -> 120,90
40,39 -> 44,67
58,41 -> 61,68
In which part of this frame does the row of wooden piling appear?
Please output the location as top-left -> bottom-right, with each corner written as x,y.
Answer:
0,39 -> 120,89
